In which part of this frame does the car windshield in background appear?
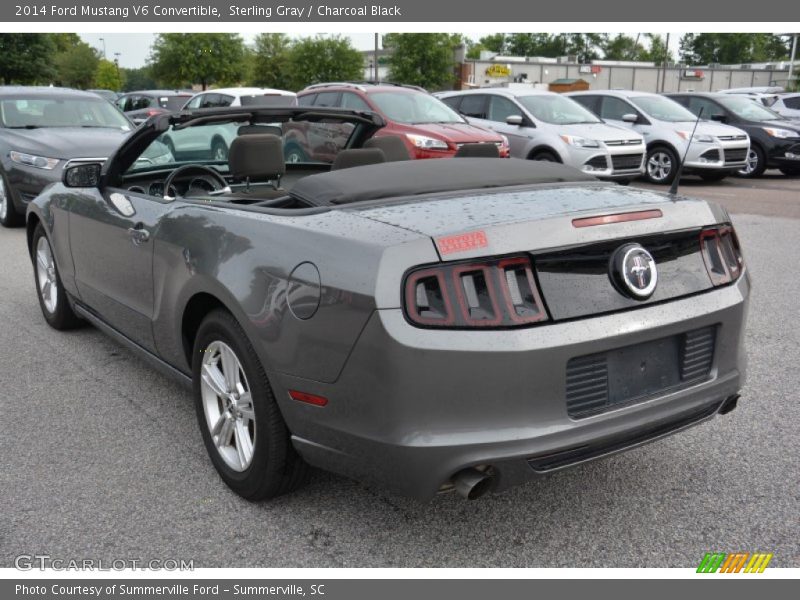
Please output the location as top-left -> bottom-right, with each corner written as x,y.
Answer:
369,91 -> 464,124
160,96 -> 191,110
717,96 -> 782,121
630,96 -> 697,122
0,96 -> 131,130
240,95 -> 295,107
517,94 -> 601,125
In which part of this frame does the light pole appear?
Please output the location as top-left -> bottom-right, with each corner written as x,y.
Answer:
114,52 -> 121,91
99,37 -> 106,59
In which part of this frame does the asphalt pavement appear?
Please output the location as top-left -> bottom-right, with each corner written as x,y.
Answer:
1,173 -> 798,568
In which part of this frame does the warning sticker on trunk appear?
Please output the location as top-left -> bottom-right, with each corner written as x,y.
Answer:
436,230 -> 489,255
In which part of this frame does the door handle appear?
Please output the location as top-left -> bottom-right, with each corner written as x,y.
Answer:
128,226 -> 150,245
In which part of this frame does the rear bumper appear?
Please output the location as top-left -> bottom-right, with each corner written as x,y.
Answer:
270,273 -> 749,500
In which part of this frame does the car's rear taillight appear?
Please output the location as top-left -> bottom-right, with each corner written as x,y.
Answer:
403,256 -> 548,328
700,225 -> 744,286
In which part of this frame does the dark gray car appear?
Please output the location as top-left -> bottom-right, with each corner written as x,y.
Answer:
0,86 -> 135,227
27,106 -> 749,502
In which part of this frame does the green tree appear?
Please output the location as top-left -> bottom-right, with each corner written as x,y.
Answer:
250,33 -> 293,89
603,34 -> 646,61
55,42 -> 100,89
480,34 -> 507,54
121,66 -> 159,92
0,33 -> 56,85
679,33 -> 790,64
640,34 -> 673,66
286,35 -> 363,90
94,59 -> 123,91
385,33 -> 461,90
506,33 -> 566,57
149,33 -> 246,90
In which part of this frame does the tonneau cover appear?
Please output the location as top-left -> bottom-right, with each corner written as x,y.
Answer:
289,158 -> 596,206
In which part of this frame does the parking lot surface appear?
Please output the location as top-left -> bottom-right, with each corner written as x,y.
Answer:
1,173 -> 798,568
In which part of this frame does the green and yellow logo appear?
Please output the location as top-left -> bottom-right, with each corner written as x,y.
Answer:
697,552 -> 773,573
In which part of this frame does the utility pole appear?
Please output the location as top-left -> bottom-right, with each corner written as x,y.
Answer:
374,33 -> 379,82
789,34 -> 798,90
660,33 -> 670,93
99,37 -> 106,60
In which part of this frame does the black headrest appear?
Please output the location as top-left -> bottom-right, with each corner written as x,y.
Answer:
454,143 -> 500,158
331,148 -> 386,171
228,134 -> 285,181
363,136 -> 410,161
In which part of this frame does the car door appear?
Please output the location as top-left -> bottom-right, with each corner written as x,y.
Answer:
69,186 -> 169,352
485,95 -> 531,157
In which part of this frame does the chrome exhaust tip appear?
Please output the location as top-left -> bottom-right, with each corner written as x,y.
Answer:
453,467 -> 494,500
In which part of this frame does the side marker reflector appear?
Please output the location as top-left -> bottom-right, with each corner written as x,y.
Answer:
289,390 -> 328,407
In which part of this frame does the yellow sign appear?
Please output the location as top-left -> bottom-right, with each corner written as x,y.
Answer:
485,64 -> 511,78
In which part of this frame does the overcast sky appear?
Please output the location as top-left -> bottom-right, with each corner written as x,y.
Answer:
79,32 -> 683,69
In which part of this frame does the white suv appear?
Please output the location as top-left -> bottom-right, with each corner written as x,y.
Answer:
569,90 -> 750,184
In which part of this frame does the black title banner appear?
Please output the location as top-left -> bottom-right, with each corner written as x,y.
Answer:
4,0 -> 799,22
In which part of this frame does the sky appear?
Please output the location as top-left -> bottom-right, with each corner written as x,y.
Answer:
79,32 -> 683,69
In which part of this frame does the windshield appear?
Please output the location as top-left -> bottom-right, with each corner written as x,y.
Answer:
369,91 -> 464,124
125,118 -> 357,178
717,96 -> 782,121
516,94 -> 601,125
0,96 -> 131,130
629,96 -> 697,122
160,96 -> 191,110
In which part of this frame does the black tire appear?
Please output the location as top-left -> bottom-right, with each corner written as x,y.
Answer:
644,145 -> 679,185
284,143 -> 308,164
737,145 -> 767,178
192,309 -> 307,500
530,150 -> 559,163
0,170 -> 24,228
211,137 -> 229,161
779,166 -> 800,176
31,223 -> 82,330
699,171 -> 729,182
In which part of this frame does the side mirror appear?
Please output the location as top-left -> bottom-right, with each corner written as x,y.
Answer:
506,115 -> 524,126
710,113 -> 727,123
63,163 -> 102,188
622,113 -> 639,123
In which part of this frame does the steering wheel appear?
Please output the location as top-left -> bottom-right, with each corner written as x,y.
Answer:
162,165 -> 229,200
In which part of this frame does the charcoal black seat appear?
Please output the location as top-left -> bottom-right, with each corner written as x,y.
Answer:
364,136 -> 411,161
454,143 -> 500,158
227,133 -> 286,198
331,148 -> 386,170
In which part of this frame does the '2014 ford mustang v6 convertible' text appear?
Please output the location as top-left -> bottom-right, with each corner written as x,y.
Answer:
27,106 -> 748,501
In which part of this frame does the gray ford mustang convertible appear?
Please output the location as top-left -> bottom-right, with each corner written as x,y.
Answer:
27,105 -> 749,501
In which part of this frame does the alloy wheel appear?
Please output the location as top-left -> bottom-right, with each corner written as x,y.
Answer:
739,149 -> 758,176
200,341 -> 256,472
647,151 -> 673,182
35,236 -> 58,314
0,177 -> 7,221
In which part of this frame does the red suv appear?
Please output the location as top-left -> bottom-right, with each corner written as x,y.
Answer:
287,82 -> 510,162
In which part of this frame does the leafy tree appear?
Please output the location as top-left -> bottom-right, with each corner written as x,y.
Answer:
640,34 -> 673,66
55,42 -> 100,89
286,35 -> 363,90
149,33 -> 246,90
250,33 -> 293,90
565,34 -> 608,63
0,33 -> 56,85
385,33 -> 461,90
679,33 -> 791,64
506,33 -> 566,57
603,34 -> 646,61
121,66 -> 159,92
480,34 -> 507,54
94,59 -> 123,91
50,33 -> 82,54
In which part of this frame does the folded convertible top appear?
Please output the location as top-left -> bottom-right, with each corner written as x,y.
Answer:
289,158 -> 596,206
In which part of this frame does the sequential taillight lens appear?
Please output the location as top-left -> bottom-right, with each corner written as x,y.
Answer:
700,225 -> 744,286
403,256 -> 548,328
